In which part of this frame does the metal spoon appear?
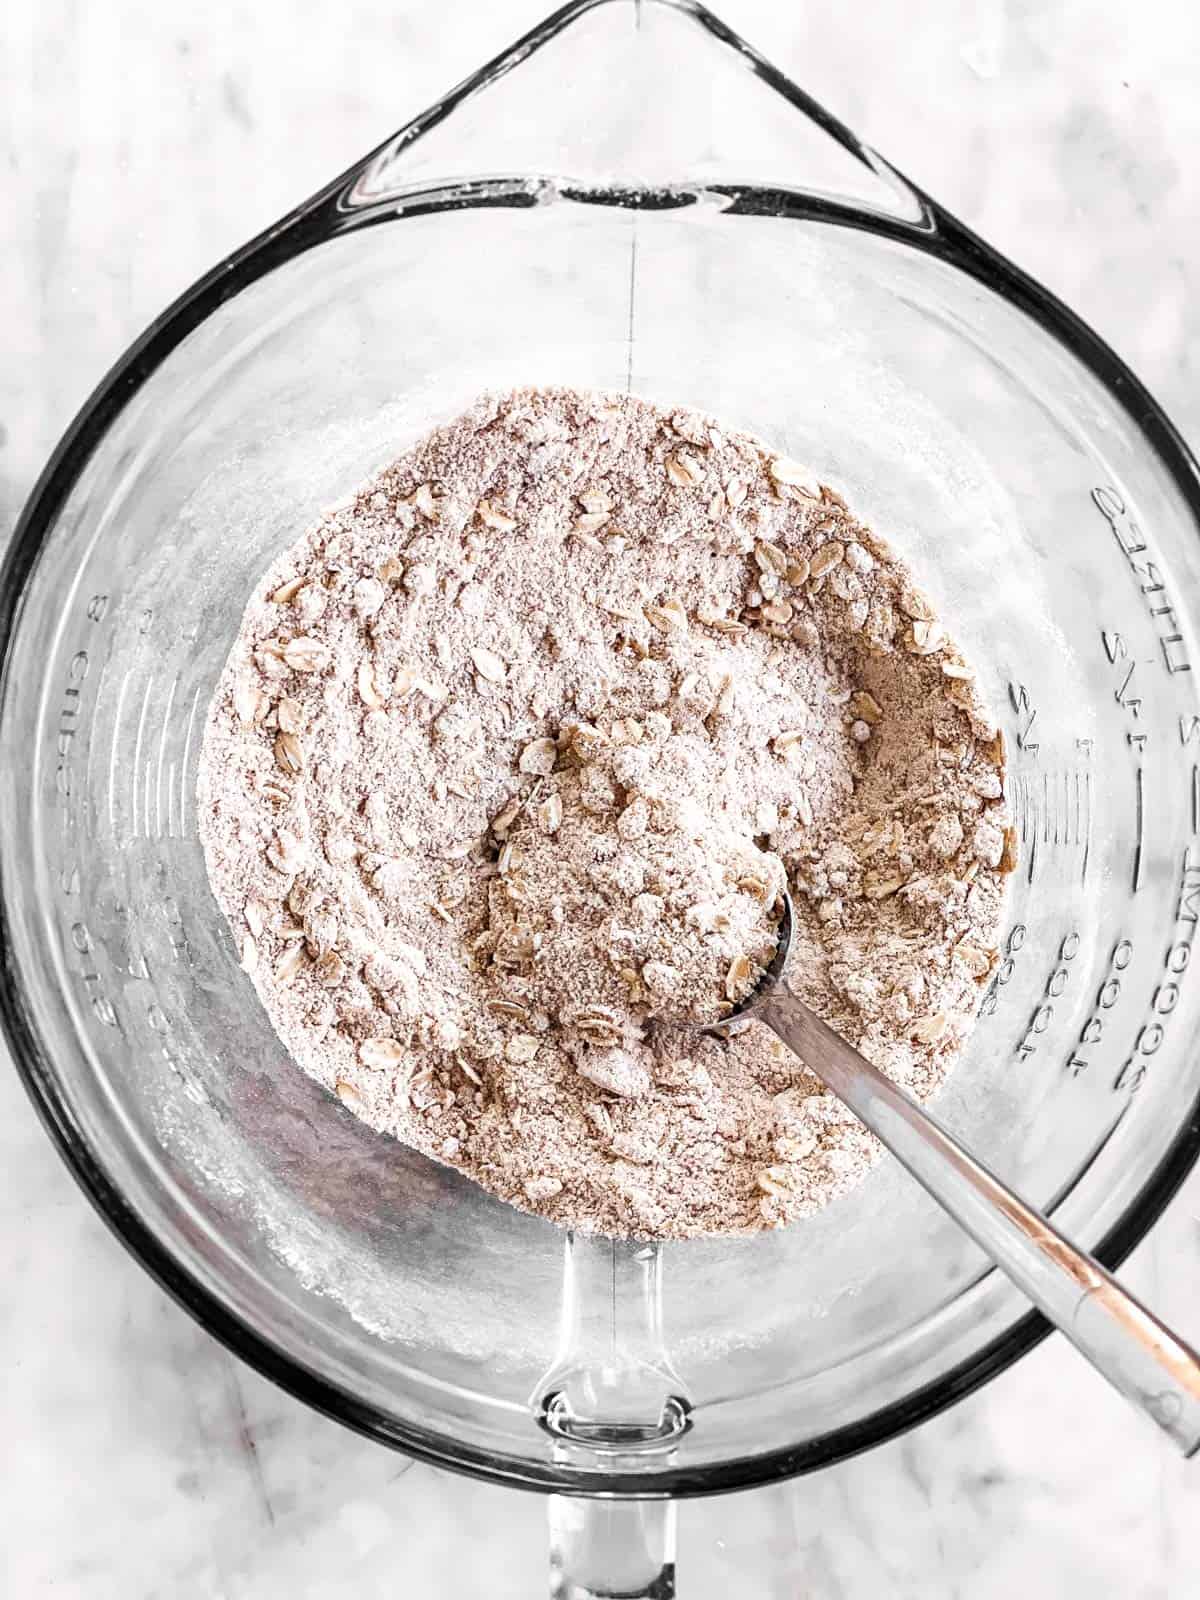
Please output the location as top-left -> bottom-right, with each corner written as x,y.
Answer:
717,891 -> 1200,1454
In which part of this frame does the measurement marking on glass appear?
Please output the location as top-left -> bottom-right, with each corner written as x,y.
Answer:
107,668 -> 133,834
1072,769 -> 1081,848
1081,769 -> 1092,883
1133,765 -> 1145,892
178,685 -> 202,838
1049,768 -> 1062,844
1012,773 -> 1041,884
130,677 -> 154,842
154,676 -> 179,840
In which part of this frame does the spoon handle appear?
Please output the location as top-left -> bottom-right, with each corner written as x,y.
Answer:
760,982 -> 1200,1455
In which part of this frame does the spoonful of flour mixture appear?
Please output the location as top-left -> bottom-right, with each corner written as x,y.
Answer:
197,386 -> 1012,1238
484,754 -> 787,1032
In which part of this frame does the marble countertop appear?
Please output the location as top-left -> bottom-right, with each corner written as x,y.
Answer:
3,1 -> 1200,1594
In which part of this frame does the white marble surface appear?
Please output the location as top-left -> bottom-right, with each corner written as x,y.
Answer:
3,1 -> 1200,1594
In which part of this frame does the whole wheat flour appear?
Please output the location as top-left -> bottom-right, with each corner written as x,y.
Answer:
197,387 -> 1013,1239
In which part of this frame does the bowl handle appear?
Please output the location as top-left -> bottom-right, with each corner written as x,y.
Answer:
549,1495 -> 676,1599
533,1234 -> 689,1595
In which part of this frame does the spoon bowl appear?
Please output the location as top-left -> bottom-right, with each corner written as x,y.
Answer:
710,888 -> 795,1033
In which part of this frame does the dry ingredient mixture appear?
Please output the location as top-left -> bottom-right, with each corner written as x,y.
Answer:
198,387 -> 1014,1239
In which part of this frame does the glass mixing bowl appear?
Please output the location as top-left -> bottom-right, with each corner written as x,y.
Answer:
4,0 -> 1200,1572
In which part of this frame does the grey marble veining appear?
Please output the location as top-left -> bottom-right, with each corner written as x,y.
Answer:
3,1 -> 1200,1595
